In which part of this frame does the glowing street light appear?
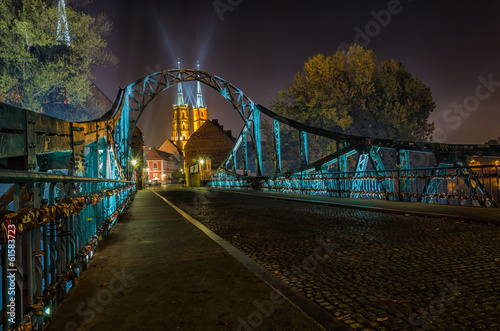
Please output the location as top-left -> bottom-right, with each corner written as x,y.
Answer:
131,159 -> 137,166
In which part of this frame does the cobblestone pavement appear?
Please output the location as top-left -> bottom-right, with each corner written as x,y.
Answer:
157,187 -> 500,330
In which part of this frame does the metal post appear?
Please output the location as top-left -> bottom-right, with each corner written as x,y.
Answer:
273,119 -> 282,175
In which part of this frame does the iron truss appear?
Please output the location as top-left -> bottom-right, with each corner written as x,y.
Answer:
114,69 -> 500,207
0,99 -> 140,330
115,69 -> 263,176
212,103 -> 500,207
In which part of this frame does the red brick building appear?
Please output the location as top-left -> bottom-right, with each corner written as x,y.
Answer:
184,119 -> 234,186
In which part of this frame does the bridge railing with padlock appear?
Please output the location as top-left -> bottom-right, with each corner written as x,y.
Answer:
0,170 -> 135,330
210,164 -> 500,207
0,95 -> 142,330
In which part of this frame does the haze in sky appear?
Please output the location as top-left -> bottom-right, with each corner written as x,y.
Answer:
84,0 -> 500,147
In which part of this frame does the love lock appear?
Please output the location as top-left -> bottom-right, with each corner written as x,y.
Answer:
42,286 -> 58,301
65,268 -> 78,282
28,302 -> 45,316
37,206 -> 54,227
22,316 -> 33,331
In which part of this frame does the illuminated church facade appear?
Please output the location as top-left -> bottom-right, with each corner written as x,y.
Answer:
171,61 -> 208,151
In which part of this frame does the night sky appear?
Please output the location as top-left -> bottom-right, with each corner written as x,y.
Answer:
83,0 -> 500,147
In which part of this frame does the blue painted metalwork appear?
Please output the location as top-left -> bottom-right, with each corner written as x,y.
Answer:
253,107 -> 262,176
120,69 -> 264,179
369,147 -> 396,200
352,153 -> 370,198
0,78 -> 139,330
273,119 -> 282,174
398,150 -> 411,201
242,132 -> 248,176
300,131 -> 308,170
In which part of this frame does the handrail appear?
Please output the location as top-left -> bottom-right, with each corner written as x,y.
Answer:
0,169 -> 133,184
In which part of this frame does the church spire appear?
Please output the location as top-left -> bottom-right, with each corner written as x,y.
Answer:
196,61 -> 205,108
176,59 -> 185,106
56,0 -> 71,46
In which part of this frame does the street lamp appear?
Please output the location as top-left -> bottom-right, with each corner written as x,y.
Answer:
199,159 -> 204,180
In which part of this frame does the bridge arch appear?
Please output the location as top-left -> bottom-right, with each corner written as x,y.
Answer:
107,68 -> 500,208
111,69 -> 263,177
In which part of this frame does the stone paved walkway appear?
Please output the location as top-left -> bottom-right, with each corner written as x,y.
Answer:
158,187 -> 500,330
46,189 -> 326,331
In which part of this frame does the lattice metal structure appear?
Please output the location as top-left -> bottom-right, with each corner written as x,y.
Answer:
0,99 -> 141,330
1,65 -> 499,330
212,103 -> 500,207
116,68 -> 500,207
117,68 -> 264,177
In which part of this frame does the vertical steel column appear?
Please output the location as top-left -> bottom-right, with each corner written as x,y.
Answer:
339,154 -> 348,197
232,150 -> 237,173
352,153 -> 369,198
273,119 -> 282,175
369,147 -> 393,199
398,150 -> 411,201
253,108 -> 262,176
242,132 -> 248,176
300,131 -> 308,171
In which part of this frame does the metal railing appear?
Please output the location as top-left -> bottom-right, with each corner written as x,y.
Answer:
210,165 -> 500,207
0,170 -> 135,330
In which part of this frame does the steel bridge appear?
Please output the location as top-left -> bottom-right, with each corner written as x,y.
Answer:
1,68 -> 500,330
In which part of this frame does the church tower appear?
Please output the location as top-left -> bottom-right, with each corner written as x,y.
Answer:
171,60 -> 190,150
193,61 -> 208,133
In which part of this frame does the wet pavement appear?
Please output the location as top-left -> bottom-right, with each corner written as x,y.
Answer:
45,189 -> 325,331
157,186 -> 500,330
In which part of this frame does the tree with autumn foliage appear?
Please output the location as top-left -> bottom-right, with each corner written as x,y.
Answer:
0,0 -> 117,120
260,45 -> 435,175
272,44 -> 435,141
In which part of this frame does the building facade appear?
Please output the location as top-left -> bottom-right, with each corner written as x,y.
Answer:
184,119 -> 234,187
171,61 -> 208,152
145,148 -> 182,184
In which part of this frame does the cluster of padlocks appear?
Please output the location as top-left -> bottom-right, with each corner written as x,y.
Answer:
0,184 -> 134,331
0,185 -> 134,236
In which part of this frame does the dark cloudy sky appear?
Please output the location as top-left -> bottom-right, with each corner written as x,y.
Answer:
83,0 -> 500,147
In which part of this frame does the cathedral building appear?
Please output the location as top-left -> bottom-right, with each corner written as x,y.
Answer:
171,61 -> 208,151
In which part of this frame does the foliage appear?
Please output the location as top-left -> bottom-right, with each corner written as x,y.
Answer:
271,44 -> 435,141
171,170 -> 184,180
0,0 -> 117,120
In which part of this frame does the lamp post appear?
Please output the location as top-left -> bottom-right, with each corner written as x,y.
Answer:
199,159 -> 204,180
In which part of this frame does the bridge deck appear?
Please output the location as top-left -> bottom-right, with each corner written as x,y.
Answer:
45,187 -> 500,330
45,189 -> 328,331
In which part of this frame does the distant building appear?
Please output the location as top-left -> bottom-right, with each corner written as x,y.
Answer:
184,119 -> 234,187
171,60 -> 208,152
144,148 -> 182,184
158,138 -> 183,163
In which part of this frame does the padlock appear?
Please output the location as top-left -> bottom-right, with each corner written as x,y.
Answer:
38,207 -> 54,227
28,302 -> 45,316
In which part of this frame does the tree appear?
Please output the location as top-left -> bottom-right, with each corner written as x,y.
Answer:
271,45 -> 435,141
0,0 -> 117,120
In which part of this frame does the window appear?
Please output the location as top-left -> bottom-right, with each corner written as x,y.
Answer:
153,163 -> 157,169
